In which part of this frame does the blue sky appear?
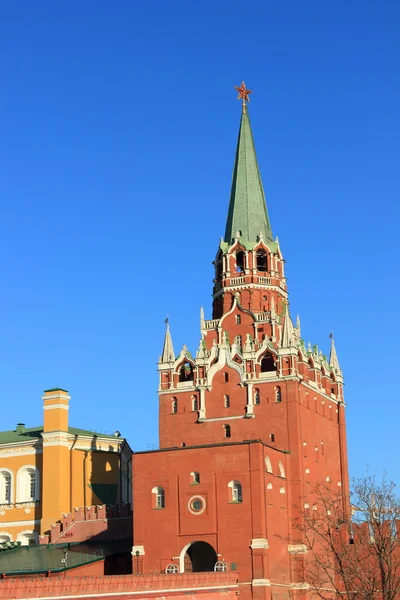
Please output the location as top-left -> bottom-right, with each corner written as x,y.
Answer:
0,1 -> 399,480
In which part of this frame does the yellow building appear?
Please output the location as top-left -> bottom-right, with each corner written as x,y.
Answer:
0,388 -> 132,544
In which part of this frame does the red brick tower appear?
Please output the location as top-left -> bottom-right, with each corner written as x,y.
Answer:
132,84 -> 349,600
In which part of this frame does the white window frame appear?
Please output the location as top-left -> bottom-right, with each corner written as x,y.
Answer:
0,469 -> 13,504
17,466 -> 40,503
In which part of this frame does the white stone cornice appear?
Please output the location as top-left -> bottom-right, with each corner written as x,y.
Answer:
251,538 -> 269,549
43,404 -> 69,410
252,579 -> 271,587
42,393 -> 70,401
288,543 -> 308,554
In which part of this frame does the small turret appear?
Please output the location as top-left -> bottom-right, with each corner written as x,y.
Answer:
160,322 -> 175,364
329,336 -> 341,373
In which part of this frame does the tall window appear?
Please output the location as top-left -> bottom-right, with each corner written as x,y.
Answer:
254,389 -> 260,405
0,471 -> 12,504
171,397 -> 178,413
152,486 -> 165,508
275,386 -> 282,402
235,335 -> 242,350
223,372 -> 229,383
236,251 -> 244,272
265,456 -> 272,473
229,480 -> 242,503
256,249 -> 268,272
191,395 -> 198,411
224,394 -> 230,408
191,472 -> 200,484
224,424 -> 231,439
17,467 -> 39,502
261,353 -> 275,372
235,314 -> 241,325
278,461 -> 285,478
179,362 -> 194,382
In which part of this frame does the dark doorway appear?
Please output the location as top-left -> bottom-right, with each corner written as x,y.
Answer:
185,541 -> 217,572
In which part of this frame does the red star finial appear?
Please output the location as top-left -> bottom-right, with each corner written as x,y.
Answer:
234,81 -> 252,113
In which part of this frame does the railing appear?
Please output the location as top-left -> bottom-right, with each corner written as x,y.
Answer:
255,312 -> 270,322
204,319 -> 219,329
257,276 -> 271,284
229,276 -> 245,286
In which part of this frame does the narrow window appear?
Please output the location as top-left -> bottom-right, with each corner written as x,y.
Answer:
191,395 -> 198,411
235,335 -> 242,349
29,472 -> 36,500
191,472 -> 200,484
275,386 -> 282,402
224,424 -> 231,439
232,482 -> 242,502
265,456 -> 272,473
224,372 -> 229,383
152,486 -> 165,508
1,472 -> 11,503
236,251 -> 244,272
270,433 -> 275,443
260,353 -> 275,372
224,394 -> 230,408
256,249 -> 268,272
254,389 -> 260,405
235,314 -> 241,325
172,397 -> 178,413
278,461 -> 285,478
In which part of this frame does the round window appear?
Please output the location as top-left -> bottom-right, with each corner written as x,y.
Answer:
188,495 -> 206,515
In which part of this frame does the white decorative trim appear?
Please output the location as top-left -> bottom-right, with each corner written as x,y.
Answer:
252,579 -> 271,587
200,415 -> 246,423
288,543 -> 308,554
14,584 -> 238,600
0,447 -> 41,458
251,538 -> 269,549
42,394 -> 71,401
43,404 -> 69,410
187,495 -> 206,515
131,545 -> 145,556
0,519 -> 39,527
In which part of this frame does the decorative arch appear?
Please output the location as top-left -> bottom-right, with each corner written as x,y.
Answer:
17,466 -> 39,503
257,349 -> 277,373
179,541 -> 218,573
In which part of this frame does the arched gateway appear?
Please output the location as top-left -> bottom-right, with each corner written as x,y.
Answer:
180,541 -> 217,573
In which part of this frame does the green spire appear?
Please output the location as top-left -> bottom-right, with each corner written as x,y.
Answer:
224,110 -> 273,247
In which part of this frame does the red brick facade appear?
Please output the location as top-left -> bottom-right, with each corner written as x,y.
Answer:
132,105 -> 349,600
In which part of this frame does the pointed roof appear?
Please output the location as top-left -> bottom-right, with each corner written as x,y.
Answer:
160,323 -> 175,363
224,110 -> 273,248
329,337 -> 341,372
281,303 -> 295,348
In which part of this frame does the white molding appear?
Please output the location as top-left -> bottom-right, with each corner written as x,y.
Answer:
0,447 -> 41,458
131,545 -> 145,556
200,415 -> 246,423
43,404 -> 69,411
251,538 -> 269,549
42,394 -> 71,401
0,519 -> 39,527
288,543 -> 308,554
252,579 -> 271,587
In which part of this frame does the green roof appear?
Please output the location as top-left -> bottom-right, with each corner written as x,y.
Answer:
0,426 -> 123,445
0,543 -> 103,575
43,387 -> 69,393
224,110 -> 273,248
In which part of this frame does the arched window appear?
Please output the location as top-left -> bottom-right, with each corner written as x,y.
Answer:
260,353 -> 275,372
191,472 -> 200,484
214,561 -> 228,572
275,386 -> 282,402
278,461 -> 285,478
280,487 -> 286,494
0,470 -> 13,504
228,480 -> 242,503
267,482 -> 273,490
223,372 -> 229,383
236,251 -> 244,272
235,335 -> 242,350
224,424 -> 231,439
254,389 -> 260,405
224,394 -> 230,408
270,433 -> 275,443
17,466 -> 39,502
256,249 -> 268,272
171,397 -> 178,414
265,456 -> 272,473
179,362 -> 194,382
235,314 -> 241,325
152,486 -> 165,508
191,395 -> 198,411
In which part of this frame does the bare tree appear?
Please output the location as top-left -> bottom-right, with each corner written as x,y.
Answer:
297,475 -> 400,600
